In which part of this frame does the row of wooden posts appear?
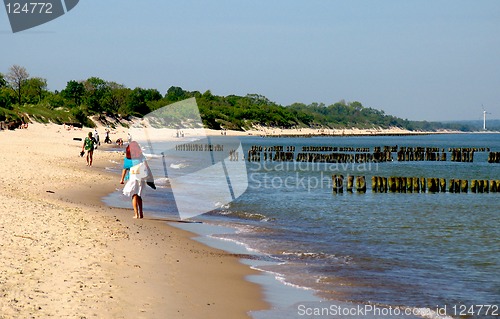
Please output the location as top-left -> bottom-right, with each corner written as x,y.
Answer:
247,145 -> 495,163
302,146 -> 370,152
249,145 -> 296,152
247,150 -> 495,164
296,152 -> 392,163
332,175 -> 500,193
332,175 -> 367,193
396,149 -> 446,162
488,152 -> 500,163
175,143 -> 224,152
247,151 -> 394,163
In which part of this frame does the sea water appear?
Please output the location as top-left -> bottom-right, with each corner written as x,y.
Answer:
103,133 -> 499,318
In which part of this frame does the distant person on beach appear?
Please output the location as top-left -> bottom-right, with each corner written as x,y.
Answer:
82,132 -> 96,166
104,129 -> 112,144
120,141 -> 155,219
93,129 -> 100,148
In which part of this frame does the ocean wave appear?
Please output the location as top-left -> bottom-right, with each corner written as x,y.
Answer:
280,251 -> 353,263
144,153 -> 163,158
275,274 -> 316,291
153,177 -> 169,187
216,210 -> 275,222
208,234 -> 267,256
407,307 -> 455,319
170,162 -> 189,169
249,265 -> 316,291
214,202 -> 231,210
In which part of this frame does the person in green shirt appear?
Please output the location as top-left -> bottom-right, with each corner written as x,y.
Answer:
81,131 -> 96,166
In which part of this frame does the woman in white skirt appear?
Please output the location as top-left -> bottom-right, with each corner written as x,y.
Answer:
120,141 -> 151,218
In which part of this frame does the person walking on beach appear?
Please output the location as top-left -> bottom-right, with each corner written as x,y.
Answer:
82,132 -> 96,166
93,128 -> 100,148
120,141 -> 155,219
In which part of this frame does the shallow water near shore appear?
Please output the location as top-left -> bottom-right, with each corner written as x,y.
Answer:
104,133 -> 499,319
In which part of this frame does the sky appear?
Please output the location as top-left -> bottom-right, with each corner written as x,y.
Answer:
1,0 -> 499,121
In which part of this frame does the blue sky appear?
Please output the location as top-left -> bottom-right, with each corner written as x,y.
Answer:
1,0 -> 499,121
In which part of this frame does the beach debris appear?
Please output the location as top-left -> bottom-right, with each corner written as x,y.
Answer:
14,234 -> 37,241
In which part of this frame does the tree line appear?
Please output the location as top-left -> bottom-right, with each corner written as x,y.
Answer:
0,65 -> 474,131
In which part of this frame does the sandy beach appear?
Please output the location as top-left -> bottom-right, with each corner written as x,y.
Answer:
219,125 -> 438,137
0,123 -> 267,318
124,123 -> 455,146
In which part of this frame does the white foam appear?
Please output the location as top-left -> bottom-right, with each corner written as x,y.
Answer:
144,153 -> 162,158
169,163 -> 189,169
153,177 -> 169,186
401,307 -> 455,319
275,275 -> 315,291
207,233 -> 268,257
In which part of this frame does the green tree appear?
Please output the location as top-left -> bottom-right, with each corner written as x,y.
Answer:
6,65 -> 29,105
246,94 -> 273,106
143,88 -> 162,102
24,77 -> 48,103
0,73 -> 6,88
42,92 -> 66,109
0,88 -> 14,109
101,82 -> 131,115
71,106 -> 95,127
126,87 -> 159,116
83,77 -> 109,113
165,86 -> 187,101
61,80 -> 85,106
202,90 -> 214,100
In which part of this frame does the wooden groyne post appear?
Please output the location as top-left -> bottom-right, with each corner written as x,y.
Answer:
347,175 -> 354,193
488,152 -> 500,163
332,175 -> 344,193
356,176 -> 366,193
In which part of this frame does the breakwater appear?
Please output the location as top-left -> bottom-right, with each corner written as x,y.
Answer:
331,175 -> 500,194
246,144 -> 493,163
488,152 -> 500,163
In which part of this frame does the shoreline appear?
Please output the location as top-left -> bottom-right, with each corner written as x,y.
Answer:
204,126 -> 474,137
124,127 -> 467,144
0,123 -> 268,318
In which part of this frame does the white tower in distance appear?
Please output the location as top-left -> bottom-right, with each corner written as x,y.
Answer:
482,106 -> 491,130
484,110 -> 487,130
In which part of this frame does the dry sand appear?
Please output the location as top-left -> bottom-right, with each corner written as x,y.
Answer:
0,123 -> 267,318
227,125 -> 454,137
124,122 -> 449,145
